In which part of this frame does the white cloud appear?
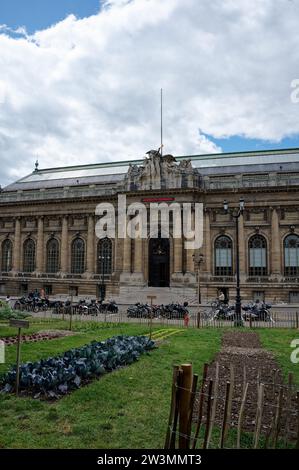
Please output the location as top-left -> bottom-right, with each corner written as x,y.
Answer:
0,0 -> 299,186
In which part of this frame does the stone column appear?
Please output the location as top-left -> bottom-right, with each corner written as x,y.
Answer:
271,207 -> 281,277
60,216 -> 68,273
122,231 -> 131,273
86,215 -> 95,274
238,213 -> 246,279
36,217 -> 44,273
204,210 -> 212,275
186,210 -> 195,273
12,217 -> 21,272
134,236 -> 143,274
173,237 -> 183,273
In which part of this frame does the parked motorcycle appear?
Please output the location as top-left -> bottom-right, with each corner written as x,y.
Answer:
242,301 -> 274,322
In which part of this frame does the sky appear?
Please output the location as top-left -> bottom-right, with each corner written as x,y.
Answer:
0,0 -> 299,186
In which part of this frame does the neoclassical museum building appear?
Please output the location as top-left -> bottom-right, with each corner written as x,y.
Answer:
0,148 -> 299,304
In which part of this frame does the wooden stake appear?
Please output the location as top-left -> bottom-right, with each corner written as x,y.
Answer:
203,379 -> 213,449
243,366 -> 247,395
15,327 -> 22,396
223,364 -> 234,441
164,365 -> 180,449
283,372 -> 293,447
296,391 -> 299,449
207,362 -> 219,448
237,382 -> 249,449
197,311 -> 201,329
272,387 -> 283,448
254,382 -> 264,448
169,368 -> 183,449
178,363 -> 193,449
220,381 -> 231,449
187,374 -> 198,440
192,362 -> 208,449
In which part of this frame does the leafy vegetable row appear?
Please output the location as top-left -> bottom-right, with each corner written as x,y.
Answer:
1,335 -> 155,398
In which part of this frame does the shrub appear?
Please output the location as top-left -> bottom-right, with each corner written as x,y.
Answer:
0,301 -> 31,321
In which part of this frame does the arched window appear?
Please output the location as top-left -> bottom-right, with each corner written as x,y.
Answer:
249,235 -> 267,276
46,238 -> 59,273
97,238 -> 112,275
23,239 -> 36,273
71,238 -> 85,274
215,236 -> 232,276
284,234 -> 299,276
1,239 -> 13,272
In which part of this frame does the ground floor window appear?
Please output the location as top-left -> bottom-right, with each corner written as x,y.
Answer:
289,291 -> 299,303
69,286 -> 78,297
252,291 -> 265,302
20,283 -> 28,295
44,285 -> 53,296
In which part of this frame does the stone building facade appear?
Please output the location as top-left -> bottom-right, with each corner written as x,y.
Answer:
0,148 -> 299,304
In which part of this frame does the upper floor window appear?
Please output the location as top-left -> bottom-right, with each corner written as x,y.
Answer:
23,239 -> 36,273
284,234 -> 299,276
97,238 -> 112,275
1,239 -> 13,272
215,235 -> 232,276
249,235 -> 267,276
46,238 -> 59,273
71,238 -> 85,274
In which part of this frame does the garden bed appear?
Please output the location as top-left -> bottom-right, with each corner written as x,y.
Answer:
193,331 -> 298,443
1,330 -> 74,346
0,335 -> 155,400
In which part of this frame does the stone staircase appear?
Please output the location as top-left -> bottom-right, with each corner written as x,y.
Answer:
114,286 -> 198,306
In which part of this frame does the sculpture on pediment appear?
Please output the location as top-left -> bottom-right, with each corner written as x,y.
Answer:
125,150 -> 201,191
179,158 -> 192,170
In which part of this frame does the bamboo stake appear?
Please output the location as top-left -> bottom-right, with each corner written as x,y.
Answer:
192,363 -> 209,449
203,379 -> 213,449
223,364 -> 234,441
164,366 -> 180,449
237,382 -> 249,449
207,362 -> 219,448
169,368 -> 183,449
254,383 -> 264,448
178,364 -> 193,449
220,381 -> 231,449
272,387 -> 283,448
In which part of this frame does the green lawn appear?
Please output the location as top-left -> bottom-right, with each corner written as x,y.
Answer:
258,328 -> 299,386
0,322 -> 298,449
0,321 -> 222,448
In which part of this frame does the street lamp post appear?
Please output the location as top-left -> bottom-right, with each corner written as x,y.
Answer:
224,197 -> 245,327
193,252 -> 204,304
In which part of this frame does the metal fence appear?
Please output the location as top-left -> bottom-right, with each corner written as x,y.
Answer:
32,307 -> 299,329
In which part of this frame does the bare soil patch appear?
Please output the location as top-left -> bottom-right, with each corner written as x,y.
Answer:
193,331 -> 298,443
1,330 -> 74,346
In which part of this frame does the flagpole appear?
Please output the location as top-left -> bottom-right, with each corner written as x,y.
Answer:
160,88 -> 163,157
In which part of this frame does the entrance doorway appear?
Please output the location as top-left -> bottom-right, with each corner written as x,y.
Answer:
218,287 -> 229,304
148,237 -> 170,287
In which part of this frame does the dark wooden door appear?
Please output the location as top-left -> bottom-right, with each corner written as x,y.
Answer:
148,238 -> 170,287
